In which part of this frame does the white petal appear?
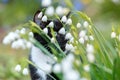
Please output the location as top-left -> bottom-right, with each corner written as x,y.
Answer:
38,12 -> 43,19
56,6 -> 64,16
61,16 -> 67,23
41,0 -> 52,7
84,65 -> 90,72
45,6 -> 54,16
48,21 -> 54,28
42,15 -> 47,22
111,32 -> 116,38
53,64 -> 61,73
76,23 -> 81,28
86,44 -> 94,54
51,37 -> 55,43
22,68 -> 29,75
83,21 -> 89,28
20,28 -> 26,34
65,33 -> 73,40
15,64 -> 21,72
43,28 -> 48,34
66,18 -> 72,25
58,27 -> 66,35
87,53 -> 95,63
79,37 -> 85,44
79,30 -> 86,38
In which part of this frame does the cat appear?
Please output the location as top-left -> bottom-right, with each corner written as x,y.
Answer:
29,10 -> 70,80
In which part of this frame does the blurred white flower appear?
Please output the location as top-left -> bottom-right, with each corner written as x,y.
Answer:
64,70 -> 80,80
66,18 -> 72,25
3,32 -> 20,45
45,6 -> 54,16
29,32 -> 34,38
26,42 -> 32,49
56,6 -> 64,16
61,16 -> 67,23
86,44 -> 94,54
65,32 -> 73,40
15,64 -> 21,72
53,63 -> 61,73
11,39 -> 26,49
43,28 -> 48,34
65,44 -> 75,52
48,21 -> 54,28
79,30 -> 86,38
76,23 -> 81,28
51,37 -> 55,43
15,29 -> 20,34
20,28 -> 26,34
84,65 -> 90,72
89,35 -> 94,41
79,37 -> 85,44
41,0 -> 52,7
42,15 -> 47,22
38,12 -> 43,19
58,27 -> 66,35
22,68 -> 29,75
69,37 -> 74,43
111,32 -> 116,38
87,53 -> 95,63
112,0 -> 119,4
83,21 -> 89,28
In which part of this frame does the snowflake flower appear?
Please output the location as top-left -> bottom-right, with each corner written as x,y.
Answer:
111,32 -> 116,38
22,68 -> 29,75
15,64 -> 21,72
56,6 -> 64,16
79,37 -> 85,44
84,65 -> 90,72
65,32 -> 73,40
83,21 -> 89,28
86,44 -> 94,54
48,21 -> 54,28
79,30 -> 86,38
42,15 -> 47,22
58,27 -> 66,35
53,63 -> 61,73
76,23 -> 81,28
66,18 -> 72,25
43,28 -> 48,34
41,0 -> 52,7
45,6 -> 54,16
87,53 -> 95,63
61,16 -> 67,23
38,12 -> 43,19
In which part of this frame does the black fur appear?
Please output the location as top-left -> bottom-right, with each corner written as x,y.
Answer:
29,10 -> 69,80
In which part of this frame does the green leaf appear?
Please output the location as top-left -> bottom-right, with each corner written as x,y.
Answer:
113,58 -> 120,80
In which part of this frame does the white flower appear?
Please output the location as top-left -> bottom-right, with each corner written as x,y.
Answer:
41,0 -> 52,7
38,12 -> 43,19
42,15 -> 47,22
45,6 -> 54,16
69,37 -> 74,43
20,28 -> 26,34
79,37 -> 85,44
66,18 -> 72,25
43,28 -> 48,34
79,30 -> 86,38
3,32 -> 20,45
65,33 -> 73,40
65,44 -> 75,52
111,32 -> 116,38
84,65 -> 90,72
76,23 -> 81,28
61,16 -> 67,23
29,32 -> 34,37
11,39 -> 26,49
15,64 -> 21,72
26,42 -> 32,48
112,0 -> 119,4
53,63 -> 61,73
86,44 -> 94,54
22,68 -> 29,75
89,35 -> 94,41
58,27 -> 66,35
87,53 -> 95,63
15,29 -> 20,34
64,70 -> 80,80
51,37 -> 55,43
56,6 -> 64,16
48,21 -> 54,28
83,21 -> 89,28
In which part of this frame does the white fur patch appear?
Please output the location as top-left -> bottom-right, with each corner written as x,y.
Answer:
31,45 -> 55,79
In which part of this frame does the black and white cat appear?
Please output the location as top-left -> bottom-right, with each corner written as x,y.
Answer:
29,11 -> 69,80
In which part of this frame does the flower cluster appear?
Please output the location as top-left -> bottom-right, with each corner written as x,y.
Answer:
3,28 -> 33,49
14,64 -> 29,76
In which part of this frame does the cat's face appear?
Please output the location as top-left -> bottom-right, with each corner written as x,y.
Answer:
33,10 -> 68,51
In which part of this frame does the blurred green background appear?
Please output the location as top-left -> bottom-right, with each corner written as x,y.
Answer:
0,0 -> 120,80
